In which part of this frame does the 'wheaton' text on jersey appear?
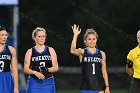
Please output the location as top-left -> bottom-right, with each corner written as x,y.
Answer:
32,55 -> 51,61
0,55 -> 11,60
83,56 -> 102,63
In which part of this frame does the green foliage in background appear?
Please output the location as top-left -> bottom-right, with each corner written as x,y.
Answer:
19,0 -> 140,66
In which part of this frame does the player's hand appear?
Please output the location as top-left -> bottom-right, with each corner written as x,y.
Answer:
33,71 -> 45,79
71,24 -> 81,36
105,87 -> 110,93
39,66 -> 48,76
14,87 -> 19,93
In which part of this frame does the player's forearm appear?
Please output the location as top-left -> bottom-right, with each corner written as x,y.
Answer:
105,75 -> 109,87
126,68 -> 132,77
103,70 -> 109,87
24,67 -> 37,75
126,64 -> 132,77
48,66 -> 59,73
12,68 -> 18,88
70,35 -> 78,54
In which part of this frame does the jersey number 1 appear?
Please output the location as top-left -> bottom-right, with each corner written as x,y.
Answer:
92,63 -> 95,74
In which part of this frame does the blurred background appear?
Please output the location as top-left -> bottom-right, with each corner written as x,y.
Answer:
1,0 -> 140,93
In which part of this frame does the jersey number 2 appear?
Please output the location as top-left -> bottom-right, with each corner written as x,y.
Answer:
92,63 -> 95,74
0,61 -> 4,72
40,62 -> 45,67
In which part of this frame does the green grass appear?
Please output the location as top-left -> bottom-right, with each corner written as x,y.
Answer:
57,89 -> 128,93
57,90 -> 79,93
110,89 -> 128,93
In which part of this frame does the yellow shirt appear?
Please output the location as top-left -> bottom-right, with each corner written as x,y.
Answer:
127,46 -> 140,79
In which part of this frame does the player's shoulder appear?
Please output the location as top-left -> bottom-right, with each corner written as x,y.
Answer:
25,48 -> 32,55
8,45 -> 15,50
96,49 -> 106,58
8,45 -> 16,53
6,45 -> 17,56
47,46 -> 56,53
47,46 -> 53,50
129,46 -> 138,54
80,48 -> 84,54
96,48 -> 105,54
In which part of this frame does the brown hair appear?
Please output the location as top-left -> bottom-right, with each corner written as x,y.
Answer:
0,26 -> 6,31
32,27 -> 47,41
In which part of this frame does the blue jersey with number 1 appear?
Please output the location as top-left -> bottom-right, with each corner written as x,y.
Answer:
80,48 -> 105,91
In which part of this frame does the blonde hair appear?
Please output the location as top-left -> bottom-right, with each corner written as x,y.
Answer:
83,28 -> 98,44
137,30 -> 140,37
32,27 -> 47,41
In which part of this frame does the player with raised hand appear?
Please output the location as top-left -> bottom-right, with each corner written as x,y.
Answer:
70,24 -> 110,93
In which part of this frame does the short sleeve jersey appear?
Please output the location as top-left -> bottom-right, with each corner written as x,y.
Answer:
127,46 -> 140,79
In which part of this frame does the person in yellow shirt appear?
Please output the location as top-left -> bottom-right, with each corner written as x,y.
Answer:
126,30 -> 140,93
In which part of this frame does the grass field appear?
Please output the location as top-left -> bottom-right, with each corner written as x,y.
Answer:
19,88 -> 128,93
57,89 -> 128,93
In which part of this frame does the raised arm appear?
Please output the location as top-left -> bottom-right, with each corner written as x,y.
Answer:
48,47 -> 59,72
70,24 -> 82,56
9,46 -> 18,93
101,51 -> 110,93
24,49 -> 45,79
